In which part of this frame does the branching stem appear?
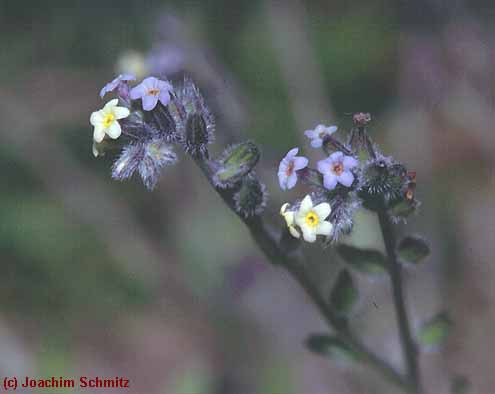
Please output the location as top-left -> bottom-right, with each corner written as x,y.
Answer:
192,153 -> 415,393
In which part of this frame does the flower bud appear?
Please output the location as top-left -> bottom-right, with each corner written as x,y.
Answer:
144,102 -> 182,143
172,78 -> 215,156
184,113 -> 210,157
138,139 -> 178,190
353,112 -> 371,126
111,139 -> 178,190
112,143 -> 145,180
213,141 -> 260,188
233,174 -> 268,218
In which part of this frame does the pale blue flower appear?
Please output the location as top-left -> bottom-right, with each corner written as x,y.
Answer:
130,76 -> 173,111
277,148 -> 308,190
304,124 -> 338,148
99,74 -> 136,98
317,151 -> 358,190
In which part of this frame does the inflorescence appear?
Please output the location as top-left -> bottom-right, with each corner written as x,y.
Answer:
89,74 -> 267,219
90,77 -> 418,241
278,115 -> 419,244
90,74 -> 216,190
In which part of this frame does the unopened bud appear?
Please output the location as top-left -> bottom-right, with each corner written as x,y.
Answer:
213,141 -> 260,188
233,174 -> 268,218
353,112 -> 372,126
145,102 -> 181,143
185,113 -> 210,157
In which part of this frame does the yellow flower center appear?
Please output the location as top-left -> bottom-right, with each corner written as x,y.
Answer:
103,113 -> 115,128
331,162 -> 344,176
319,131 -> 326,138
148,88 -> 160,96
305,211 -> 319,227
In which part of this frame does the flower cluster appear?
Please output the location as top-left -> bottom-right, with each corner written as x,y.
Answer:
278,120 -> 419,243
90,74 -> 215,190
89,74 -> 266,218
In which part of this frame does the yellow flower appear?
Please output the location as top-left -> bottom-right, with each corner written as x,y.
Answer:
90,99 -> 130,143
280,203 -> 300,238
294,195 -> 333,243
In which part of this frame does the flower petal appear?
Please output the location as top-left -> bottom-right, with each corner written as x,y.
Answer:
284,212 -> 295,226
343,156 -> 358,169
106,121 -> 122,139
142,95 -> 159,111
93,126 -> 105,143
289,226 -> 301,238
286,147 -> 299,158
301,227 -> 317,243
310,138 -> 323,148
323,174 -> 338,190
130,84 -> 146,99
92,141 -> 100,157
113,106 -> 130,119
293,156 -> 308,171
285,173 -> 298,190
304,129 -> 317,139
90,110 -> 103,126
317,158 -> 332,175
337,171 -> 354,187
329,151 -> 344,162
299,195 -> 313,213
280,203 -> 289,215
104,98 -> 119,109
278,171 -> 288,190
313,202 -> 331,220
141,76 -> 157,88
316,221 -> 333,236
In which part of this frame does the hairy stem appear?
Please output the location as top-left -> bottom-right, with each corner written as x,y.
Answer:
378,208 -> 421,393
192,154 -> 414,393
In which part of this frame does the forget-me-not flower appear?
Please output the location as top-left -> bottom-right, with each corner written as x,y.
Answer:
317,151 -> 358,190
130,76 -> 173,111
304,124 -> 338,148
277,148 -> 308,190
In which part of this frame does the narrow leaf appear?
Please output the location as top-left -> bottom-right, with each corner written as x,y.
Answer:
305,334 -> 359,363
418,312 -> 452,348
397,235 -> 430,264
330,269 -> 358,315
336,244 -> 387,274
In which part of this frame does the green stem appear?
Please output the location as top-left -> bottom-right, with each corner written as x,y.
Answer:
192,155 -> 414,393
378,209 -> 421,393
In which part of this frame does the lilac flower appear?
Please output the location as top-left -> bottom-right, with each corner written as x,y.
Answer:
99,74 -> 136,98
317,151 -> 358,190
130,76 -> 173,111
277,148 -> 309,190
304,124 -> 338,148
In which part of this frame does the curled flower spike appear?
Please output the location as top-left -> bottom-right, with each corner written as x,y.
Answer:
130,76 -> 173,111
304,124 -> 338,148
99,74 -> 136,98
280,203 -> 300,238
90,99 -> 130,143
278,148 -> 309,190
317,151 -> 358,190
294,195 -> 332,243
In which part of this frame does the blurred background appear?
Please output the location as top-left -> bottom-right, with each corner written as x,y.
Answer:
1,1 -> 494,393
